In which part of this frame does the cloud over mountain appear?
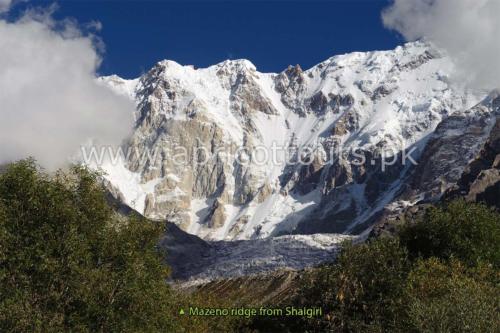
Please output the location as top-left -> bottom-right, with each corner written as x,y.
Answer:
383,0 -> 500,89
0,6 -> 134,169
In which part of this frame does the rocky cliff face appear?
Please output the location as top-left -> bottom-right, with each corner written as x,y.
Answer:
444,104 -> 500,208
370,94 -> 500,239
97,41 -> 493,241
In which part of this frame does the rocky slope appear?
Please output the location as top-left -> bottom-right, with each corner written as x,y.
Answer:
96,41 -> 493,241
370,99 -> 500,239
444,113 -> 500,208
178,269 -> 302,306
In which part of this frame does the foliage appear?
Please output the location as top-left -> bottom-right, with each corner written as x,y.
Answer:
173,290 -> 253,333
405,258 -> 499,333
288,238 -> 409,332
260,200 -> 500,332
0,159 -> 179,333
1,160 -> 499,332
399,200 -> 500,267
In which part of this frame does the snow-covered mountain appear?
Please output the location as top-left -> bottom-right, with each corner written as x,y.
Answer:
96,41 -> 497,241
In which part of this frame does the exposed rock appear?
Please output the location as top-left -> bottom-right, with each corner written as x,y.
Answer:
293,149 -> 327,195
372,85 -> 394,100
231,71 -> 278,115
207,199 -> 226,228
444,115 -> 500,209
256,181 -> 273,203
99,41 -> 486,241
371,114 -> 500,239
331,109 -> 359,136
308,91 -> 328,114
466,169 -> 500,205
392,49 -> 436,72
369,203 -> 431,239
328,93 -> 354,114
402,105 -> 496,201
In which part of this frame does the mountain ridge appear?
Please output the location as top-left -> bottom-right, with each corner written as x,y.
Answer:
94,41 -> 493,242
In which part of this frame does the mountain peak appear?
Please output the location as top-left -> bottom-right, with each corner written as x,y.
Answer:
214,58 -> 256,71
97,43 -> 492,241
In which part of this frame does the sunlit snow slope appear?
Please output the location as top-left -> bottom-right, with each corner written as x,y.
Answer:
97,41 -> 495,241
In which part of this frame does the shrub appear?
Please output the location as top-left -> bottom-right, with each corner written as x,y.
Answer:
292,238 -> 409,332
284,200 -> 500,332
405,258 -> 499,333
0,160 -> 179,332
399,200 -> 500,266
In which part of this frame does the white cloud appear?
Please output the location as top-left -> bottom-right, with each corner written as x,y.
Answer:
0,0 -> 12,13
383,0 -> 500,90
0,8 -> 134,170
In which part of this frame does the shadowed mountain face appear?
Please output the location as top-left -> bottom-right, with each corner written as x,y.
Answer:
370,100 -> 500,240
107,190 -> 353,283
160,221 -> 352,282
97,41 -> 496,242
444,114 -> 500,209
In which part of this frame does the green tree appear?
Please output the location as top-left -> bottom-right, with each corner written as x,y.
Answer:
0,159 -> 180,332
281,200 -> 500,332
405,258 -> 499,333
399,200 -> 500,267
292,238 -> 409,332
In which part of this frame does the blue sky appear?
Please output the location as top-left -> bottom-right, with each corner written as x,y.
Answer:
16,1 -> 403,78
